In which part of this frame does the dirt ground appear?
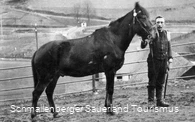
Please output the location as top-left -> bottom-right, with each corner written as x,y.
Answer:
0,79 -> 195,122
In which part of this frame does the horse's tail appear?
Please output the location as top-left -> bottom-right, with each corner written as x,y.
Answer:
31,52 -> 38,89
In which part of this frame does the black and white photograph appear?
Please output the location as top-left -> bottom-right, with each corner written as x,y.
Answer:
0,0 -> 195,121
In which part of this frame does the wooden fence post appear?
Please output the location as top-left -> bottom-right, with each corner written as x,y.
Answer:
92,74 -> 98,94
34,23 -> 38,50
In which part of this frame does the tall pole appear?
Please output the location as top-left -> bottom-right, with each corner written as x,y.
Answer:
1,14 -> 2,41
34,23 -> 38,50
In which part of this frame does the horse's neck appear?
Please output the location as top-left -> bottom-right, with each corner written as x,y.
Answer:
121,27 -> 135,51
111,12 -> 135,52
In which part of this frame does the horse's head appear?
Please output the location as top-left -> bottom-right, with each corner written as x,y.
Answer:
131,2 -> 155,41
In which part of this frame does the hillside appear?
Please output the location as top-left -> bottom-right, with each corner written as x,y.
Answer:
1,0 -> 195,58
0,5 -> 110,58
148,2 -> 195,23
2,0 -> 195,23
2,6 -> 110,28
26,2 -> 195,23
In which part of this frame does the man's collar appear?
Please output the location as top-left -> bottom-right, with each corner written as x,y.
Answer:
158,29 -> 165,32
158,30 -> 163,33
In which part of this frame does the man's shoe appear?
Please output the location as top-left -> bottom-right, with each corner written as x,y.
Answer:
157,100 -> 169,107
156,86 -> 169,107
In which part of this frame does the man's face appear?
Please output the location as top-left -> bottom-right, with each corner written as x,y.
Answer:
156,18 -> 165,31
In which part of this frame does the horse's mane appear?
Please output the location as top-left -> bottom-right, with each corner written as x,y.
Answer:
108,13 -> 128,27
108,2 -> 149,27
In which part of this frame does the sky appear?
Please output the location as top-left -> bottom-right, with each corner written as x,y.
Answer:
27,0 -> 195,9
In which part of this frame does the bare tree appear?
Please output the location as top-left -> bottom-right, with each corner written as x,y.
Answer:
73,3 -> 81,24
82,0 -> 95,23
73,1 -> 96,24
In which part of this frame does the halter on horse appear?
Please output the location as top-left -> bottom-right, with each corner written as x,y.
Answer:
31,2 -> 155,119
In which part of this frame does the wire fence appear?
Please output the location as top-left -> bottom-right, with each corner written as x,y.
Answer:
0,33 -> 195,102
0,62 -> 194,93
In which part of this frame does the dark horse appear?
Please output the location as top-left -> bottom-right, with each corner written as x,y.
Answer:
31,2 -> 155,118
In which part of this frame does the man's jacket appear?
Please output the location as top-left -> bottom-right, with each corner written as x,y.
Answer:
141,30 -> 173,60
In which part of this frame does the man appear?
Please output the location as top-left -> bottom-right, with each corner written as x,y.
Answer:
141,16 -> 173,107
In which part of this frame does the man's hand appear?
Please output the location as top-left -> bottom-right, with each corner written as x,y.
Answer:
169,58 -> 173,63
167,58 -> 173,71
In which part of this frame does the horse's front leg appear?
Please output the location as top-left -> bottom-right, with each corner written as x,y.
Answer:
105,70 -> 116,115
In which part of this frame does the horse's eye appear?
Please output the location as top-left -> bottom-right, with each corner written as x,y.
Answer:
138,15 -> 146,20
141,16 -> 147,19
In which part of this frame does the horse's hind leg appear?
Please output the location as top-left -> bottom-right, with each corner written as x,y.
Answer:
45,74 -> 60,118
31,76 -> 50,119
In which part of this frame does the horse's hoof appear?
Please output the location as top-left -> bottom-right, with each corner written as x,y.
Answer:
31,118 -> 37,122
31,112 -> 36,119
106,111 -> 116,115
53,112 -> 61,118
106,107 -> 116,115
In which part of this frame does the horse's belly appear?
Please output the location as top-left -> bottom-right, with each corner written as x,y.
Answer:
60,64 -> 104,77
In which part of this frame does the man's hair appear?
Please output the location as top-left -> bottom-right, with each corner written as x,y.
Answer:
155,16 -> 164,21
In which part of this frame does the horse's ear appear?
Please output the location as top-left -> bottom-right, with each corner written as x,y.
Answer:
135,2 -> 140,10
